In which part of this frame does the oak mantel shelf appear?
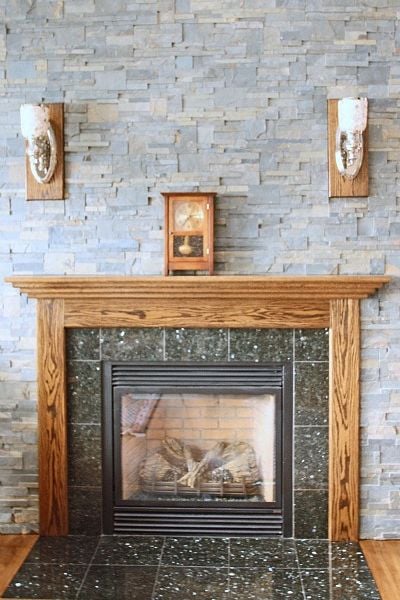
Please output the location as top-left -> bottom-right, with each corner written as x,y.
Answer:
5,274 -> 390,542
5,274 -> 390,300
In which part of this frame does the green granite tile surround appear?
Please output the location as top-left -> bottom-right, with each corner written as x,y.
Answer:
66,327 -> 329,537
4,537 -> 380,599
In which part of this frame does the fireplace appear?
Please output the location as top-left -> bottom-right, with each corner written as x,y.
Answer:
5,275 -> 390,540
102,361 -> 293,536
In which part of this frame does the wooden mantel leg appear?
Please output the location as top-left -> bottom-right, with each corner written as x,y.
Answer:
37,299 -> 68,535
329,298 -> 360,541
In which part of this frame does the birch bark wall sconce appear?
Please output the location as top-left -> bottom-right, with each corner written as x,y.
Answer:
328,97 -> 368,198
20,103 -> 64,200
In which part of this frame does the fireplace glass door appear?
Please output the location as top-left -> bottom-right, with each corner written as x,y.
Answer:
117,391 -> 278,504
102,362 -> 292,536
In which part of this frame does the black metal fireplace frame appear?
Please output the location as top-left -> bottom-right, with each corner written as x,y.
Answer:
102,362 -> 293,536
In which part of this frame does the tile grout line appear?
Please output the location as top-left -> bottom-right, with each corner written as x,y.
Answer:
293,540 -> 307,600
74,537 -> 102,600
151,536 -> 167,600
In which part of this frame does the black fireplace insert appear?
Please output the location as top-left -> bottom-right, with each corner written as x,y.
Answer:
102,362 -> 293,536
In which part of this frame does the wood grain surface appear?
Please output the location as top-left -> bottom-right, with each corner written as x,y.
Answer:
5,275 -> 389,300
328,99 -> 368,198
37,299 -> 68,536
63,298 -> 330,329
360,540 -> 400,600
0,535 -> 38,596
25,103 -> 64,201
329,298 -> 360,541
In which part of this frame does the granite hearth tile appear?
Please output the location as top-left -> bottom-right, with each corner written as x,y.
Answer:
330,542 -> 368,570
295,362 -> 329,426
68,486 -> 102,535
296,539 -> 330,569
100,327 -> 164,361
67,361 -> 101,424
294,490 -> 328,539
153,566 -> 228,600
68,423 -> 101,487
301,568 -> 380,599
67,329 -> 100,361
3,563 -> 86,599
24,535 -> 99,565
227,568 -> 304,600
78,565 -> 158,600
162,536 -> 229,567
165,327 -> 228,361
92,535 -> 164,565
295,329 -> 329,362
229,329 -> 293,363
294,426 -> 328,488
229,538 -> 298,569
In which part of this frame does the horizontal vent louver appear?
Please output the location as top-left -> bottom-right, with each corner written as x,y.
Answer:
110,362 -> 284,392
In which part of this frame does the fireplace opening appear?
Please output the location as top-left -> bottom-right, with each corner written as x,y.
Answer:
102,362 -> 293,536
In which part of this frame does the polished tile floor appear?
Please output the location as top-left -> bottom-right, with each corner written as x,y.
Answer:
4,536 -> 380,599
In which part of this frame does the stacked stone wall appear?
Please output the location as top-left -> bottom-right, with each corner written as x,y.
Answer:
0,0 -> 399,537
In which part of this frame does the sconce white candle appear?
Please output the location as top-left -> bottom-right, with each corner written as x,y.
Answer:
20,103 -> 57,184
335,97 -> 368,180
338,98 -> 368,133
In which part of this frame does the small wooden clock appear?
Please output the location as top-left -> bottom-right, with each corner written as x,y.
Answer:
162,192 -> 216,275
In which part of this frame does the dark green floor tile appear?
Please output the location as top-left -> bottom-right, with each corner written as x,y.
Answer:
227,567 -> 303,599
330,542 -> 368,570
162,536 -> 229,567
78,565 -> 157,599
301,568 -> 380,599
153,566 -> 228,600
92,535 -> 164,565
4,563 -> 86,599
230,538 -> 297,568
24,535 -> 99,565
296,539 -> 330,569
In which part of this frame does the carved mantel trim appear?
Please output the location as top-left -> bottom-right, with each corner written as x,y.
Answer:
5,275 -> 390,540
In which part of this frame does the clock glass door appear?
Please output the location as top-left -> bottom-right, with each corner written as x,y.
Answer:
170,197 -> 208,261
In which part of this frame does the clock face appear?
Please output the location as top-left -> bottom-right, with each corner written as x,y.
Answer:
173,200 -> 205,231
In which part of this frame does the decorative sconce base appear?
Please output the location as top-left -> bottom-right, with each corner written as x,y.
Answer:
327,99 -> 368,198
23,103 -> 64,201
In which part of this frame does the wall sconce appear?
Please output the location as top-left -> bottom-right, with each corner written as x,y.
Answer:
328,97 -> 368,198
20,102 -> 64,200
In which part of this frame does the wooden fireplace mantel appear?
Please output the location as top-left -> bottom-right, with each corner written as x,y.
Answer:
5,275 -> 390,541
